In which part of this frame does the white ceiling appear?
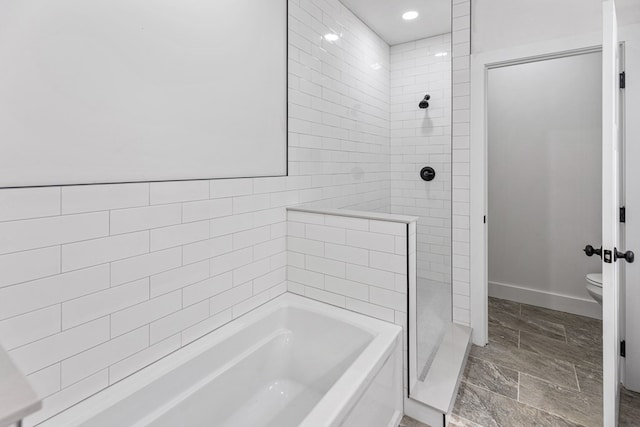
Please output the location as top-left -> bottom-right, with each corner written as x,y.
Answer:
339,0 -> 451,46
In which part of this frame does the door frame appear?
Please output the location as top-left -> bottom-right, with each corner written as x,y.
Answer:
621,22 -> 640,392
469,32 -> 603,346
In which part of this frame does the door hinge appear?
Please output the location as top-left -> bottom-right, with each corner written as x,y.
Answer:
484,215 -> 486,224
620,71 -> 626,89
621,340 -> 626,357
621,206 -> 626,223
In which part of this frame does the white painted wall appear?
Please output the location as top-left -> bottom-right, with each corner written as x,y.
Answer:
471,0 -> 640,54
469,0 -> 640,345
487,52 -> 603,315
0,0 -> 288,186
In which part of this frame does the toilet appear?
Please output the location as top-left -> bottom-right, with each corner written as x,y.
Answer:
586,273 -> 603,305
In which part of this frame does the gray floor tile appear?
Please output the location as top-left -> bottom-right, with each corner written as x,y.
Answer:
620,388 -> 640,426
565,324 -> 602,348
400,415 -> 431,427
462,356 -> 518,400
519,373 -> 602,427
560,313 -> 602,349
488,297 -> 520,316
470,341 -> 579,390
490,304 -> 567,342
519,330 -> 601,368
447,414 -> 484,427
621,387 -> 640,407
519,303 -> 602,354
487,322 -> 519,348
520,304 -> 598,330
575,363 -> 602,397
453,381 -> 583,427
620,407 -> 640,427
451,298 -> 604,427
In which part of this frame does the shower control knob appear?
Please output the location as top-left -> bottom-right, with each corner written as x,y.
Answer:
420,166 -> 436,182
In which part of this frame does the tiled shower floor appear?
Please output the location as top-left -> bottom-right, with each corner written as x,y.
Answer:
402,297 -> 640,427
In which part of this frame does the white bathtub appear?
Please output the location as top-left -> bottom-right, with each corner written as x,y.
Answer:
44,293 -> 403,427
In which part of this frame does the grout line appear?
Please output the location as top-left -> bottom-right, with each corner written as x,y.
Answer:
519,302 -> 522,317
573,364 -> 581,392
462,379 -> 519,406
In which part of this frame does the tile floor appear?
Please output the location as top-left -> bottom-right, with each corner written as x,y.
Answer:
401,297 -> 640,427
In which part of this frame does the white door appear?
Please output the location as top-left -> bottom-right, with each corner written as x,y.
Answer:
602,0 -> 626,425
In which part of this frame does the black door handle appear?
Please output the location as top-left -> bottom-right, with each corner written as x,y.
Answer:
615,249 -> 635,263
583,245 -> 602,258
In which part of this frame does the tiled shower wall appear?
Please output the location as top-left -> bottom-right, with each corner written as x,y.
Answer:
389,34 -> 452,284
0,0 -> 391,424
451,0 -> 472,326
286,209 -> 414,324
288,0 -> 391,212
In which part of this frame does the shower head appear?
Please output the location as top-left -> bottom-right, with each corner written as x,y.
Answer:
419,94 -> 430,109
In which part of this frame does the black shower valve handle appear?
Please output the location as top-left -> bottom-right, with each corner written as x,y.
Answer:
583,245 -> 602,258
420,166 -> 436,182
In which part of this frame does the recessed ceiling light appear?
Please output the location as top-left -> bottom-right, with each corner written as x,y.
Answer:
435,52 -> 448,57
402,11 -> 419,20
323,33 -> 339,42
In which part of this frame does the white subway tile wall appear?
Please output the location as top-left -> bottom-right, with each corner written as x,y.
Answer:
0,0 -> 471,423
451,0 -> 471,326
286,209 -> 412,320
286,208 -> 416,391
390,34 -> 452,285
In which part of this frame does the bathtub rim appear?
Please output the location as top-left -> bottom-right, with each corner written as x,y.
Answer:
42,292 -> 402,427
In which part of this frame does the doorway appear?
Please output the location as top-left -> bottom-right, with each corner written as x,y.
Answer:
457,50 -> 607,425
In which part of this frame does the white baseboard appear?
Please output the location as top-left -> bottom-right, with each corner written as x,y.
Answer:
488,281 -> 602,320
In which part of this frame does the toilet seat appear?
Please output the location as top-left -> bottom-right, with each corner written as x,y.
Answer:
586,273 -> 602,288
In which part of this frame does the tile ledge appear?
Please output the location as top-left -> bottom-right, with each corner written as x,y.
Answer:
287,206 -> 418,224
